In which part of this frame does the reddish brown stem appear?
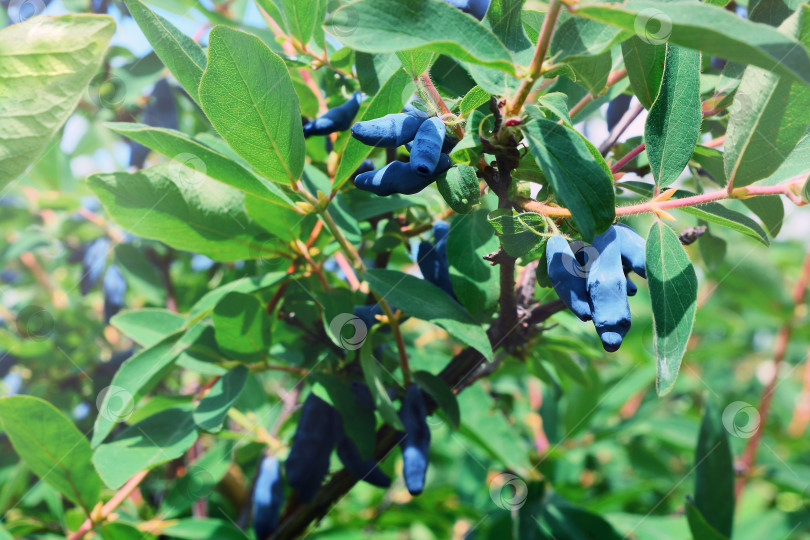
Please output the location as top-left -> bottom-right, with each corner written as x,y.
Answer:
69,470 -> 149,540
735,251 -> 810,498
610,142 -> 646,174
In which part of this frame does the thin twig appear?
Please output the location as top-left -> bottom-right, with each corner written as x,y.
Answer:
735,251 -> 810,498
69,470 -> 149,540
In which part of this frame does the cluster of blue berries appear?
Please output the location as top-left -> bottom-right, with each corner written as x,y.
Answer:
351,106 -> 455,196
546,224 -> 646,352
252,383 -> 432,538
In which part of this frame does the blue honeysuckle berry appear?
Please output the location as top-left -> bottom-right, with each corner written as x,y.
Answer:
586,227 -> 632,352
398,384 -> 431,495
335,382 -> 391,488
130,78 -> 178,169
354,155 -> 451,196
102,264 -> 127,322
614,223 -> 647,278
285,394 -> 340,503
417,228 -> 456,301
606,93 -> 633,132
443,0 -> 490,20
352,159 -> 375,178
410,117 -> 447,177
252,455 -> 284,540
303,92 -> 364,137
626,275 -> 638,297
351,108 -> 428,148
546,236 -> 593,322
190,254 -> 216,273
81,238 -> 110,295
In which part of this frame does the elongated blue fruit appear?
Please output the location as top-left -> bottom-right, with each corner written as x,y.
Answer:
102,264 -> 127,321
398,385 -> 431,495
303,92 -> 364,137
606,93 -> 632,132
614,223 -> 647,278
252,455 -> 284,539
406,134 -> 458,154
285,394 -> 340,502
433,220 -> 450,245
351,108 -> 428,148
353,159 -> 375,177
443,0 -> 490,20
354,155 -> 451,196
410,117 -> 446,176
546,236 -> 592,321
81,238 -> 109,295
626,275 -> 638,296
586,227 -> 631,352
336,433 -> 392,488
417,221 -> 456,299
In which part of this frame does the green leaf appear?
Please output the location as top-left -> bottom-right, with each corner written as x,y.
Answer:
359,338 -> 405,431
698,224 -> 727,272
645,45 -> 702,188
111,309 -> 186,347
105,123 -> 297,213
114,243 -> 166,306
741,195 -> 784,237
91,330 -> 186,447
364,269 -> 493,360
459,85 -> 491,115
188,272 -> 287,319
693,398 -> 735,538
193,366 -> 249,432
324,0 -> 516,74
621,36 -> 665,109
487,209 -> 546,257
755,128 -> 810,186
450,110 -> 488,165
161,518 -> 246,540
447,210 -> 500,322
680,203 -> 769,246
93,406 -> 199,489
551,10 -> 629,61
574,0 -> 810,87
0,15 -> 114,188
88,164 -> 281,262
724,7 -> 810,189
199,26 -> 305,185
123,0 -> 206,102
565,52 -> 612,95
413,370 -> 460,429
686,501 -> 730,540
333,69 -> 413,190
0,396 -> 102,512
522,118 -> 616,242
436,164 -> 480,214
160,441 -> 234,518
397,49 -> 436,77
311,374 -> 376,459
212,292 -> 272,361
466,0 -> 533,94
646,221 -> 698,396
279,0 -> 323,45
